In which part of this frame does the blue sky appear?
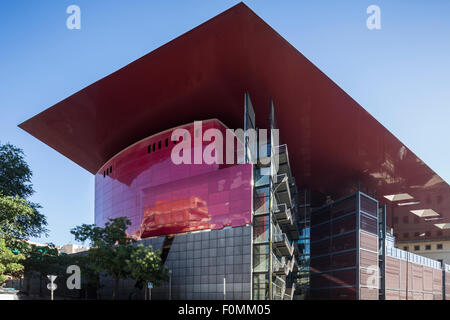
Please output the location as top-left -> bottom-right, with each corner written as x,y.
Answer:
0,0 -> 449,245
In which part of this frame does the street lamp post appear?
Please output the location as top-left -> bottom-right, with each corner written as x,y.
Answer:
223,276 -> 226,300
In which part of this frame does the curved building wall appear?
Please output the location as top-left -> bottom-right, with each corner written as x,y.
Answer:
94,119 -> 253,238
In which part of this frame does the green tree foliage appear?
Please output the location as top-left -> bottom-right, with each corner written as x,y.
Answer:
69,253 -> 102,299
19,242 -> 73,296
126,243 -> 168,290
0,238 -> 24,284
0,143 -> 47,246
0,143 -> 33,198
21,243 -> 62,277
0,195 -> 46,244
71,217 -> 134,299
71,217 -> 167,299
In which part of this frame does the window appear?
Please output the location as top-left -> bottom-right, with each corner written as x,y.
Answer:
402,216 -> 409,224
254,186 -> 270,214
393,217 -> 399,224
106,168 -> 109,175
165,138 -> 169,147
253,217 -> 269,243
414,232 -> 420,237
437,244 -> 443,250
403,232 -> 409,238
414,245 -> 420,251
425,245 -> 431,251
360,213 -> 377,234
152,143 -> 156,152
403,246 -> 409,251
109,166 -> 112,174
103,171 -> 105,178
437,230 -> 443,237
158,141 -> 161,149
148,145 -> 151,154
254,167 -> 270,187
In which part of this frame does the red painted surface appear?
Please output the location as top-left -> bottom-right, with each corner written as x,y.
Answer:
95,119 -> 252,237
19,3 -> 449,241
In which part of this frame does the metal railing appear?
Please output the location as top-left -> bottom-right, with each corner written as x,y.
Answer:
284,283 -> 295,300
272,254 -> 295,275
272,276 -> 286,300
444,264 -> 450,272
273,203 -> 293,224
386,246 -> 442,270
273,228 -> 295,256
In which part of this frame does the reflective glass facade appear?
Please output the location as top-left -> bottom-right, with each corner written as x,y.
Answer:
94,119 -> 253,238
310,192 -> 379,299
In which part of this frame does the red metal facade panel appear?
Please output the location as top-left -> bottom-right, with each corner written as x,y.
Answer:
95,119 -> 252,237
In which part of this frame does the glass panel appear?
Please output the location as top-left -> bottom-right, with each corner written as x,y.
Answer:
253,244 -> 269,272
360,194 -> 377,216
254,186 -> 270,214
254,195 -> 269,215
360,213 -> 377,234
252,273 -> 269,300
297,238 -> 310,255
332,214 -> 356,236
253,216 -> 269,243
331,196 -> 356,219
311,239 -> 331,256
300,227 -> 310,239
331,232 -> 356,252
298,255 -> 310,273
330,269 -> 356,287
311,255 -> 331,273
329,287 -> 356,300
310,273 -> 330,288
331,251 -> 356,269
312,222 -> 331,239
255,167 -> 270,187
312,207 -> 331,225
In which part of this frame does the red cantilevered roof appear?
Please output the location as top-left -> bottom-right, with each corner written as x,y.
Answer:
19,3 -> 449,241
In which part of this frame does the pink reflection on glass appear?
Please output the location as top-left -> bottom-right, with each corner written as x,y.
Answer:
95,119 -> 252,238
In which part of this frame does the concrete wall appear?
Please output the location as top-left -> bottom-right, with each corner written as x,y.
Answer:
397,240 -> 450,265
